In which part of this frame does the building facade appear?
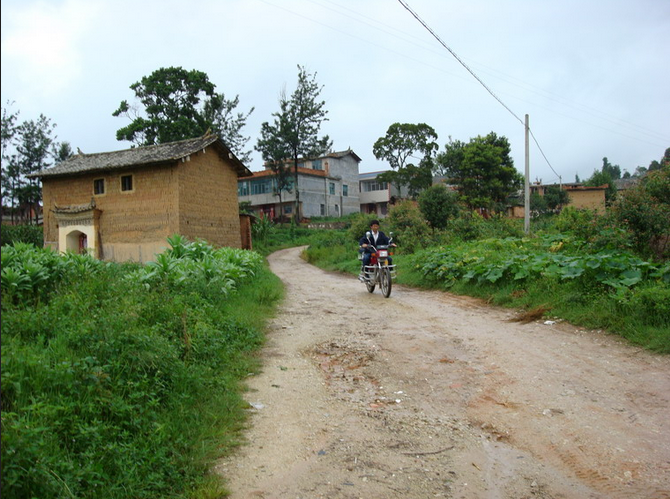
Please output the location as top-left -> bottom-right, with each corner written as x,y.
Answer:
32,134 -> 252,262
238,150 -> 361,220
358,171 -> 410,217
530,183 -> 607,211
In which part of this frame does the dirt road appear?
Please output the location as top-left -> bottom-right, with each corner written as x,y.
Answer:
216,247 -> 670,499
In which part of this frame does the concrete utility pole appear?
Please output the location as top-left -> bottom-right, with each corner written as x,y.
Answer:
524,114 -> 530,234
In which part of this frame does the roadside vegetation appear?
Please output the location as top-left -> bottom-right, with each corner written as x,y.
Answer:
301,169 -> 670,354
1,236 -> 283,498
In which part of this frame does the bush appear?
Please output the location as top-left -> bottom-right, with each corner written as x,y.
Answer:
347,213 -> 382,244
385,201 -> 432,253
1,224 -> 43,247
251,216 -> 276,243
610,168 -> 670,260
418,184 -> 459,231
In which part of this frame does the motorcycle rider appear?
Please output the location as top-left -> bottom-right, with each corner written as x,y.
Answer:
359,219 -> 396,281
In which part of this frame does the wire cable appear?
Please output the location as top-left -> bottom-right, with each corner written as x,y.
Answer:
397,0 -> 563,181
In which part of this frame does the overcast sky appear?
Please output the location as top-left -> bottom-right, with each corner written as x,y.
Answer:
2,0 -> 669,184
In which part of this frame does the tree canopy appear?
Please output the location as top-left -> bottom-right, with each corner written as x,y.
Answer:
256,65 -> 332,222
418,183 -> 459,231
585,156 -> 622,204
1,105 -> 63,224
372,123 -> 438,198
113,66 -> 254,163
436,132 -> 521,211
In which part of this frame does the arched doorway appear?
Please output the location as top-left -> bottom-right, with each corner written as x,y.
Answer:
64,230 -> 89,254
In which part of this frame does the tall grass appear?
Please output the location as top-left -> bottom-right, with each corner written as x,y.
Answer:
1,239 -> 283,498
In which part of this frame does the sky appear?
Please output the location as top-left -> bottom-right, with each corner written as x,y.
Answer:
2,0 -> 669,184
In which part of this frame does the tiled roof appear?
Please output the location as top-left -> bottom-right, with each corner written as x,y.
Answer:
249,166 -> 328,179
327,149 -> 362,162
53,199 -> 97,214
29,134 -> 252,179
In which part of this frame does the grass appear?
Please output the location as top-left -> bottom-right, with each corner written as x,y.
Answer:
1,242 -> 284,499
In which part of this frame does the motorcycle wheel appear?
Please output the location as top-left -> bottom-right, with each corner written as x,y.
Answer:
380,267 -> 392,298
366,268 -> 376,293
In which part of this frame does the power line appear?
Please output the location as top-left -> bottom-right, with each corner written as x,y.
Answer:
396,0 -> 563,181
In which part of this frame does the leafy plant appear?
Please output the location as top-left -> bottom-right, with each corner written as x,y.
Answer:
1,237 -> 281,498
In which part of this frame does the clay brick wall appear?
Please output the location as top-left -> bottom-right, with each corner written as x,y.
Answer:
177,148 -> 242,248
42,165 -> 180,261
568,189 -> 606,211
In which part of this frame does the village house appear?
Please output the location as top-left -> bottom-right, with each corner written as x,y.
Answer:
238,150 -> 361,220
30,133 -> 253,262
507,182 -> 607,217
358,171 -> 410,217
532,182 -> 607,210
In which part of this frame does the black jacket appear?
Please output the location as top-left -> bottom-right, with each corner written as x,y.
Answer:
359,230 -> 391,248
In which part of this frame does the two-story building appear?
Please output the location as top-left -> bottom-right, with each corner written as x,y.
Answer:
358,171 -> 411,217
238,150 -> 361,220
30,133 -> 252,262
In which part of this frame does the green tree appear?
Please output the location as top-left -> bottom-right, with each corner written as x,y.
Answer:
373,123 -> 438,198
15,115 -> 57,224
256,122 -> 293,223
585,169 -> 616,205
113,66 -> 254,162
202,93 -> 254,164
544,185 -> 570,210
1,102 -> 19,211
52,141 -> 73,164
418,183 -> 459,231
436,132 -> 522,211
648,147 -> 670,172
258,65 -> 332,223
529,191 -> 547,215
612,167 -> 670,259
601,157 -> 621,180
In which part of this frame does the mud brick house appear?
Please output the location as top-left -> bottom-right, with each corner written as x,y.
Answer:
30,134 -> 252,262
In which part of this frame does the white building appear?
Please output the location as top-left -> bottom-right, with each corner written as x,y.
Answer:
358,171 -> 409,217
238,150 -> 361,220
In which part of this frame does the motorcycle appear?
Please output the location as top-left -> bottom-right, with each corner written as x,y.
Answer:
358,231 -> 397,298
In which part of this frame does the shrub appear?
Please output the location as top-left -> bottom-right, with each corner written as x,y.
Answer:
418,184 -> 459,231
251,216 -> 276,243
347,213 -> 382,243
385,201 -> 432,253
610,168 -> 670,260
1,224 -> 43,247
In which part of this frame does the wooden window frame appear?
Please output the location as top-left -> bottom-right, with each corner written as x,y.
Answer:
93,178 -> 105,195
120,174 -> 134,192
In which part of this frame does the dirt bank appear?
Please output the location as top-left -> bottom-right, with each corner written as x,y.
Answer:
216,246 -> 670,499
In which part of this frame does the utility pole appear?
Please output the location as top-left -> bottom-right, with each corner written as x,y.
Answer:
524,114 -> 530,234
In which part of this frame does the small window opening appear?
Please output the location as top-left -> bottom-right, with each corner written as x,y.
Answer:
121,175 -> 133,192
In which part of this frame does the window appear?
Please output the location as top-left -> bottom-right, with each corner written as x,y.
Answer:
361,180 -> 388,192
238,181 -> 249,196
312,159 -> 323,170
329,182 -> 335,195
250,178 -> 272,195
93,178 -> 105,195
121,175 -> 133,192
283,204 -> 292,214
320,204 -> 325,216
343,185 -> 348,197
